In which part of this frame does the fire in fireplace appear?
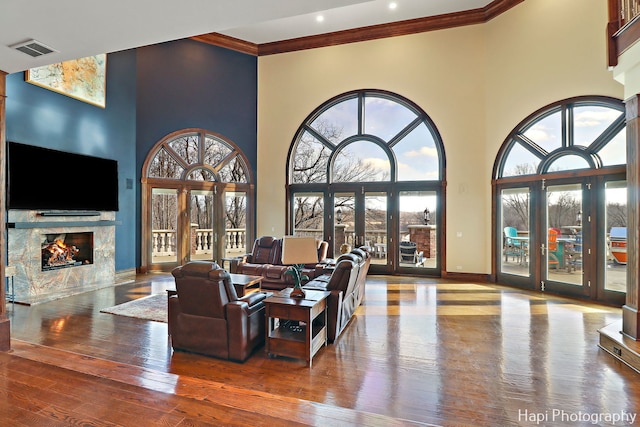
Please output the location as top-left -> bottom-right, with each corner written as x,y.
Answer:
42,232 -> 94,271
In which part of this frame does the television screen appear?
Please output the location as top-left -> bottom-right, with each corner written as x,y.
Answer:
7,141 -> 119,211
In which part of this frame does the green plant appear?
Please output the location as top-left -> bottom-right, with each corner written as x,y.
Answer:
285,263 -> 309,290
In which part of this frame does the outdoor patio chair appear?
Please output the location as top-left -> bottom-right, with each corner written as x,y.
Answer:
399,241 -> 424,266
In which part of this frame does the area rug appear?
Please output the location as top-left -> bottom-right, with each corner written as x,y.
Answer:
100,294 -> 167,323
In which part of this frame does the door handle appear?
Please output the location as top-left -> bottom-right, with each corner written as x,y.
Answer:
541,244 -> 546,255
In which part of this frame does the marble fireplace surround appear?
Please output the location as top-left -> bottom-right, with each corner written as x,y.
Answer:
7,210 -> 117,305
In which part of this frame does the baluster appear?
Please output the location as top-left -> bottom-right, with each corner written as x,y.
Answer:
159,233 -> 166,254
152,233 -> 158,255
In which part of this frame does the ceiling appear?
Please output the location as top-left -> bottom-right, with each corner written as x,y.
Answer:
1,0 -> 493,75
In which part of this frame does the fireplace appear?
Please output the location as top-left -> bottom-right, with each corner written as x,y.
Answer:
7,210 -> 116,304
42,232 -> 94,270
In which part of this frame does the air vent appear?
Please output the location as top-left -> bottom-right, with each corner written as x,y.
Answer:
10,39 -> 57,57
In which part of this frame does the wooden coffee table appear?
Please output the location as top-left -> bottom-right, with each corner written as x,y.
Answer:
264,288 -> 331,367
229,273 -> 263,297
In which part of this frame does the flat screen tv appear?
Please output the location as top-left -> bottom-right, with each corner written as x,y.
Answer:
7,141 -> 119,211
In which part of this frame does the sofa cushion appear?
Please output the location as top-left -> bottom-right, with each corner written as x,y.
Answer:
264,264 -> 289,280
250,236 -> 278,264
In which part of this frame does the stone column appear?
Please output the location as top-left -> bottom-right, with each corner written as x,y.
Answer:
408,225 -> 436,258
624,94 -> 640,340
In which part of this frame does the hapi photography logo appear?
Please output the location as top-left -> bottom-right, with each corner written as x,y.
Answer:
518,409 -> 637,425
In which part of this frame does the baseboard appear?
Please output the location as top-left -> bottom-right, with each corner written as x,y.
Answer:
443,271 -> 491,282
115,268 -> 136,284
598,320 -> 640,374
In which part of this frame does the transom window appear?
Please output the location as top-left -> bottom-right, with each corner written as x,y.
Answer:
148,131 -> 250,182
290,90 -> 444,185
496,97 -> 625,178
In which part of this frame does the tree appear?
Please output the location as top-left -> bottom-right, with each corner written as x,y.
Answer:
606,202 -> 627,229
292,118 -> 386,229
502,192 -> 529,230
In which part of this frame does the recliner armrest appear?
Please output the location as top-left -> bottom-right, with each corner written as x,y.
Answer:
303,281 -> 329,291
229,254 -> 251,273
240,291 -> 268,307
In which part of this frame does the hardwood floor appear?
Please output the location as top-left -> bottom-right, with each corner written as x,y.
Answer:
2,273 -> 639,426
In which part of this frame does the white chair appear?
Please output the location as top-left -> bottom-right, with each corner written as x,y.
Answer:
399,242 -> 423,266
375,243 -> 387,259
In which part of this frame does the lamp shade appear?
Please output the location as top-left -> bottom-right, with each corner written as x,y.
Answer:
281,236 -> 319,265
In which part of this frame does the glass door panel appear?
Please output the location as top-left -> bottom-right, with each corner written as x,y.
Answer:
189,190 -> 215,261
151,188 -> 178,264
365,192 -> 388,267
604,180 -> 627,293
399,191 -> 437,270
224,191 -> 248,259
334,192 -> 356,255
544,183 -> 584,290
292,192 -> 324,240
500,187 -> 530,277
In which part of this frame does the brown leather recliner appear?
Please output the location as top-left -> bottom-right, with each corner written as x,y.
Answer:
349,247 -> 371,306
169,261 -> 267,362
231,236 -> 329,290
303,258 -> 359,342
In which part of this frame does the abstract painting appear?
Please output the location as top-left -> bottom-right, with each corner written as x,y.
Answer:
25,53 -> 107,108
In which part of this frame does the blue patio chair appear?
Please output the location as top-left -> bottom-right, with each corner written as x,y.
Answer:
503,226 -> 526,263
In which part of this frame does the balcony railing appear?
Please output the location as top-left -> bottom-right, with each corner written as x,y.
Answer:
607,0 -> 640,66
154,226 -> 432,261
620,0 -> 640,26
152,228 -> 247,258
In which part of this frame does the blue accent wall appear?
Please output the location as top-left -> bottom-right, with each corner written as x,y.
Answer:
6,49 -> 137,271
134,39 -> 257,267
5,38 -> 258,271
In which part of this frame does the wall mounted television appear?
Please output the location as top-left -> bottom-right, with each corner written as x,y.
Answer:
6,141 -> 119,212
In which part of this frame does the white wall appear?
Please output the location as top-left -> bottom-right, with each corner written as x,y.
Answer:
257,0 -> 623,275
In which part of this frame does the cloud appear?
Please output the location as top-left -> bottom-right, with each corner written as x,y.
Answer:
397,161 -> 439,180
525,124 -> 554,142
404,146 -> 438,158
574,109 -> 619,128
364,157 -> 391,169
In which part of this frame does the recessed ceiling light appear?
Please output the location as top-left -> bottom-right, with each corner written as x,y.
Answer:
316,15 -> 324,23
389,2 -> 398,10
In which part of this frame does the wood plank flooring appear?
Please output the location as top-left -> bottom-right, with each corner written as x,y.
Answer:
2,274 -> 639,426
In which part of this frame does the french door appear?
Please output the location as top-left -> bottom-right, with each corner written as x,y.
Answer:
497,176 -> 626,304
149,186 -> 217,271
541,180 -> 589,297
333,189 -> 391,274
290,185 -> 441,276
147,185 -> 250,272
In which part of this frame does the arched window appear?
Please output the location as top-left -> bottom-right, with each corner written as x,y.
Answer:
493,96 -> 627,305
141,128 -> 254,272
290,90 -> 444,184
287,89 -> 445,275
496,97 -> 625,178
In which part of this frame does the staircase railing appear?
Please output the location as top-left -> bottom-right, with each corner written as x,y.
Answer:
607,0 -> 640,66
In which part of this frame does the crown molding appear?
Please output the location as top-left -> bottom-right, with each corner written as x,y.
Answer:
191,33 -> 259,56
191,0 -> 523,56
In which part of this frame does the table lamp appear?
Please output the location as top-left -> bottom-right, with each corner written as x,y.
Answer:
281,236 -> 319,298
